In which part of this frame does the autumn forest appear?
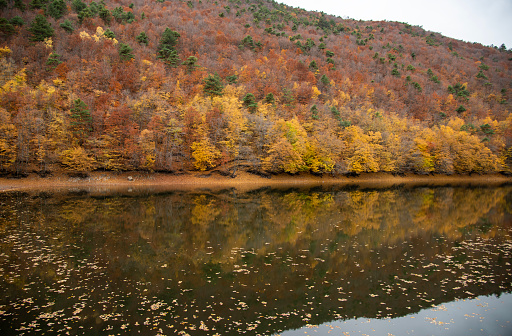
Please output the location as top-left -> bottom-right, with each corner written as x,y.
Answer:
1,0 -> 512,176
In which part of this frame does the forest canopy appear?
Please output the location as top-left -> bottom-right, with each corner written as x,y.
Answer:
0,0 -> 511,176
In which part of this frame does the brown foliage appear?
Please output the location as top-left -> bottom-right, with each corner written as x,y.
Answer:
0,0 -> 509,174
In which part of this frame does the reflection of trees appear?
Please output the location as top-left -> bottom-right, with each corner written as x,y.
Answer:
411,187 -> 506,239
0,186 -> 511,335
2,186 -> 510,271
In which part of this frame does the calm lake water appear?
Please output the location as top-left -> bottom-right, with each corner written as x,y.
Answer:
0,184 -> 511,335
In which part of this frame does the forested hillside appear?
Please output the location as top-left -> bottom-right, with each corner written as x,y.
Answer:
1,0 -> 511,176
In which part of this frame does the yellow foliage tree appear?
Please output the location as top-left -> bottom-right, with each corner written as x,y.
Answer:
264,136 -> 305,173
95,133 -> 125,171
0,46 -> 11,58
139,129 -> 156,171
60,146 -> 95,172
1,68 -> 26,93
311,86 -> 321,100
182,95 -> 223,171
440,125 -> 501,173
191,138 -> 221,171
0,108 -> 17,170
31,134 -> 49,172
213,86 -> 248,172
264,118 -> 337,174
0,47 -> 16,88
46,110 -> 68,156
129,88 -> 172,127
263,118 -> 308,173
411,127 -> 437,174
411,123 -> 503,174
306,145 -> 335,173
343,126 -> 382,173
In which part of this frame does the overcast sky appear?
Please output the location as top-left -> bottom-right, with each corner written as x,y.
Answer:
277,0 -> 512,49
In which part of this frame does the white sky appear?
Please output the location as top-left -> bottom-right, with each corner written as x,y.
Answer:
277,0 -> 512,49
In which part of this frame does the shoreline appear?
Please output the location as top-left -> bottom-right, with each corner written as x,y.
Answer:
1,171 -> 511,193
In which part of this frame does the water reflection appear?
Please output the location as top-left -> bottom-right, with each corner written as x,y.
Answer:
0,185 -> 511,335
282,293 -> 512,336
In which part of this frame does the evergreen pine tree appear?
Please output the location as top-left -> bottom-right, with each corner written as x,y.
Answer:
309,60 -> 318,71
46,0 -> 67,19
136,31 -> 149,45
14,0 -> 26,11
46,52 -> 62,69
70,99 -> 92,144
166,50 -> 180,67
182,56 -> 198,73
103,28 -> 115,39
99,6 -> 111,24
311,104 -> 319,120
320,74 -> 330,86
72,0 -> 86,13
60,19 -> 74,33
88,1 -> 99,15
9,16 -> 24,26
265,92 -> 275,104
78,7 -> 94,24
28,15 -> 54,42
158,28 -> 180,59
29,0 -> 49,9
242,93 -> 257,113
203,73 -> 224,97
226,75 -> 238,84
118,43 -> 134,61
0,18 -> 15,37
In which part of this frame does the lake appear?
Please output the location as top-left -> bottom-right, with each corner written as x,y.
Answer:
0,184 -> 511,335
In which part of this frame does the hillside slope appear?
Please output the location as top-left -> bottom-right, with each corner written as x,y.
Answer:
1,0 -> 511,176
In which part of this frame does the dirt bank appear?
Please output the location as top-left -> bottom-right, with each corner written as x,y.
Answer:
0,171 -> 511,193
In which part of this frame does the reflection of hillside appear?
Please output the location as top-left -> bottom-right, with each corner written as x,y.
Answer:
0,186 -> 511,335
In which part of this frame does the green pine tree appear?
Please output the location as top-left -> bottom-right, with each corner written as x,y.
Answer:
72,0 -> 86,13
9,16 -> 24,26
166,49 -> 181,67
136,31 -> 149,45
99,6 -> 111,24
242,93 -> 257,113
103,28 -> 115,39
119,43 -> 134,61
203,73 -> 224,97
46,52 -> 62,69
309,60 -> 318,71
29,0 -> 49,9
158,28 -> 180,58
157,28 -> 181,66
182,56 -> 198,73
0,18 -> 15,37
320,74 -> 330,86
28,15 -> 54,42
60,19 -> 74,33
456,105 -> 467,113
70,99 -> 92,144
226,75 -> 238,84
46,0 -> 67,19
14,0 -> 26,11
78,7 -> 94,24
311,104 -> 319,120
265,92 -> 275,104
